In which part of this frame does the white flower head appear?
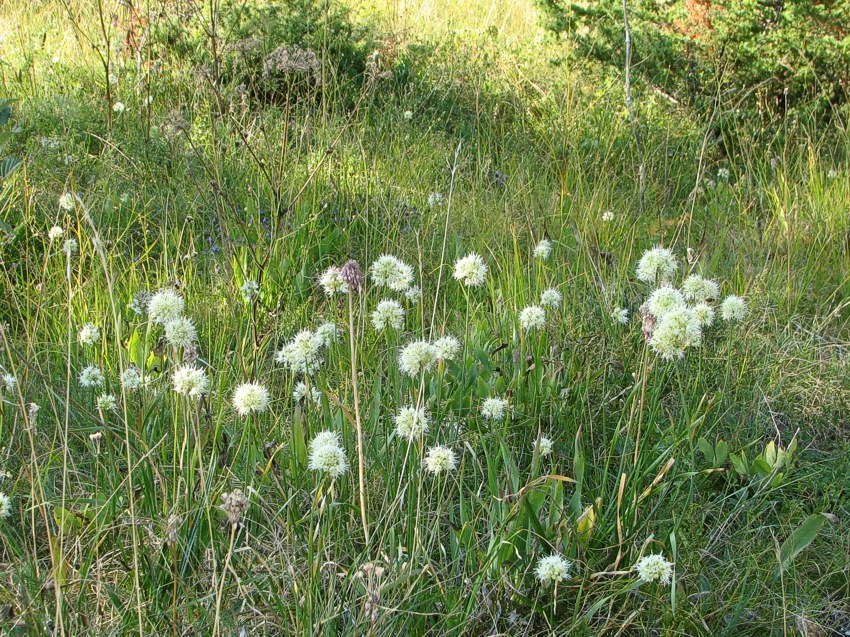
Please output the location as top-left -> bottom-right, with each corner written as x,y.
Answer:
147,289 -> 184,324
370,255 -> 414,292
681,275 -> 720,303
112,101 -> 126,113
398,340 -> 438,377
2,373 -> 16,391
394,405 -> 430,440
692,302 -> 715,328
636,246 -> 678,284
536,436 -> 554,456
533,239 -> 553,260
293,381 -> 322,405
309,430 -> 341,451
434,335 -> 461,361
0,493 -> 12,520
649,306 -> 702,360
79,365 -> 104,388
48,226 -> 64,241
427,192 -> 444,207
720,295 -> 747,322
535,554 -> 571,585
276,330 -> 324,375
635,553 -> 673,585
403,110 -> 413,120
404,285 -> 422,303
424,446 -> 457,475
540,288 -> 562,309
232,382 -> 270,416
319,267 -> 348,296
171,365 -> 209,398
646,286 -> 685,319
58,192 -> 75,211
240,280 -> 260,303
315,322 -> 339,347
96,393 -> 118,412
78,322 -> 100,346
453,253 -> 488,287
519,305 -> 546,331
62,238 -> 78,255
601,210 -> 615,222
612,307 -> 630,325
164,317 -> 197,349
481,397 -> 508,421
717,167 -> 730,180
371,299 -> 405,331
308,437 -> 348,478
120,366 -> 142,391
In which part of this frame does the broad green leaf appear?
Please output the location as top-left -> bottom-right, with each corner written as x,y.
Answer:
776,514 -> 828,575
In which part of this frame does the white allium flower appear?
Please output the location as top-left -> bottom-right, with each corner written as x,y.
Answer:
79,365 -> 104,388
424,446 -> 457,475
62,238 -> 78,255
427,192 -> 444,207
434,335 -> 461,361
403,110 -> 414,120
827,169 -> 838,179
112,101 -> 126,113
240,280 -> 260,303
308,438 -> 348,478
519,305 -> 546,331
536,436 -> 554,456
635,246 -> 678,284
535,554 -> 572,585
147,289 -> 184,324
48,226 -> 64,241
612,307 -> 630,325
371,299 -> 405,330
58,192 -> 75,211
649,306 -> 702,360
692,303 -> 715,328
164,317 -> 197,348
370,255 -> 414,292
96,393 -> 117,412
394,405 -> 430,440
0,493 -> 12,520
681,275 -> 720,303
717,167 -> 730,180
319,267 -> 348,296
232,383 -> 270,416
453,253 -> 488,287
293,381 -> 322,405
171,365 -> 209,398
2,373 -> 17,391
398,340 -> 438,377
481,397 -> 508,421
601,211 -> 615,222
309,430 -> 341,451
540,288 -> 562,309
635,553 -> 674,585
404,285 -> 422,303
315,322 -> 339,347
276,330 -> 324,375
78,322 -> 101,346
720,295 -> 747,322
120,366 -> 142,391
646,286 -> 685,319
533,239 -> 552,260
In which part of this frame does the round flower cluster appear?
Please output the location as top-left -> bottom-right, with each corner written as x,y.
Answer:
2,373 -> 16,391
540,288 -> 562,309
147,289 -> 185,324
635,246 -> 678,284
308,431 -> 348,478
164,316 -> 197,349
481,397 -> 508,421
232,382 -> 270,416
535,554 -> 572,585
519,305 -> 546,331
394,406 -> 430,440
371,299 -> 405,331
720,295 -> 747,321
48,226 -> 64,241
276,329 -> 326,375
79,365 -> 105,388
370,255 -> 415,292
434,335 -> 461,361
78,322 -> 101,346
424,446 -> 457,475
240,280 -> 260,303
536,436 -> 554,457
453,253 -> 488,287
319,267 -> 348,296
645,286 -> 685,319
635,553 -> 673,585
293,381 -> 322,405
533,239 -> 552,260
121,366 -> 142,391
96,393 -> 118,412
58,192 -> 75,211
315,322 -> 338,346
398,340 -> 438,377
649,306 -> 703,360
0,492 -> 12,520
171,365 -> 209,398
681,275 -> 719,303
612,307 -> 629,325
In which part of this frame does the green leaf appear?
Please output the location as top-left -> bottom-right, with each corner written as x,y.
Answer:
127,328 -> 145,369
0,157 -> 21,179
776,514 -> 828,575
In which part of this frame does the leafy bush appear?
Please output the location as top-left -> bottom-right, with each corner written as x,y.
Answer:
535,0 -> 850,120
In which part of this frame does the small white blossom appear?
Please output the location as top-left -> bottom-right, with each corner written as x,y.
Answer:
434,335 -> 461,361
147,289 -> 184,324
404,285 -> 422,303
403,110 -> 413,120
681,275 -> 720,303
646,286 -> 685,319
370,255 -> 414,292
112,101 -> 126,113
692,303 -> 715,328
394,406 -> 430,440
315,322 -> 339,346
96,393 -> 118,412
164,317 -> 197,349
612,307 -> 629,325
635,553 -> 674,585
533,239 -> 552,260
48,226 -> 64,241
2,373 -> 17,391
171,365 -> 209,398
276,330 -> 324,375
481,397 -> 508,421
293,381 -> 321,405
540,288 -> 562,309
536,436 -> 554,456
427,192 -> 444,207
453,253 -> 488,287
371,299 -> 405,331
319,267 -> 348,296
308,436 -> 348,478
717,167 -> 730,180
78,322 -> 101,346
240,280 -> 260,303
62,238 -> 78,255
535,554 -> 571,585
309,430 -> 341,451
649,306 -> 702,360
79,365 -> 104,388
636,246 -> 678,284
424,446 -> 457,475
232,383 -> 270,416
120,366 -> 142,391
398,340 -> 438,377
0,493 -> 12,520
58,192 -> 75,211
720,295 -> 747,322
601,211 -> 615,222
519,305 -> 546,331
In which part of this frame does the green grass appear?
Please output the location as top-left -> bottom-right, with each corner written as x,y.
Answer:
0,0 -> 848,635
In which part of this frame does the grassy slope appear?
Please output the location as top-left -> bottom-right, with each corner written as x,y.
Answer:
0,0 -> 848,635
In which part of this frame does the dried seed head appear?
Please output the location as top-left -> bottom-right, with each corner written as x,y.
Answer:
340,260 -> 365,293
220,489 -> 250,526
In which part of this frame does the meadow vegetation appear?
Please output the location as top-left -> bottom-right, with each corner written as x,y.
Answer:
0,0 -> 848,634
